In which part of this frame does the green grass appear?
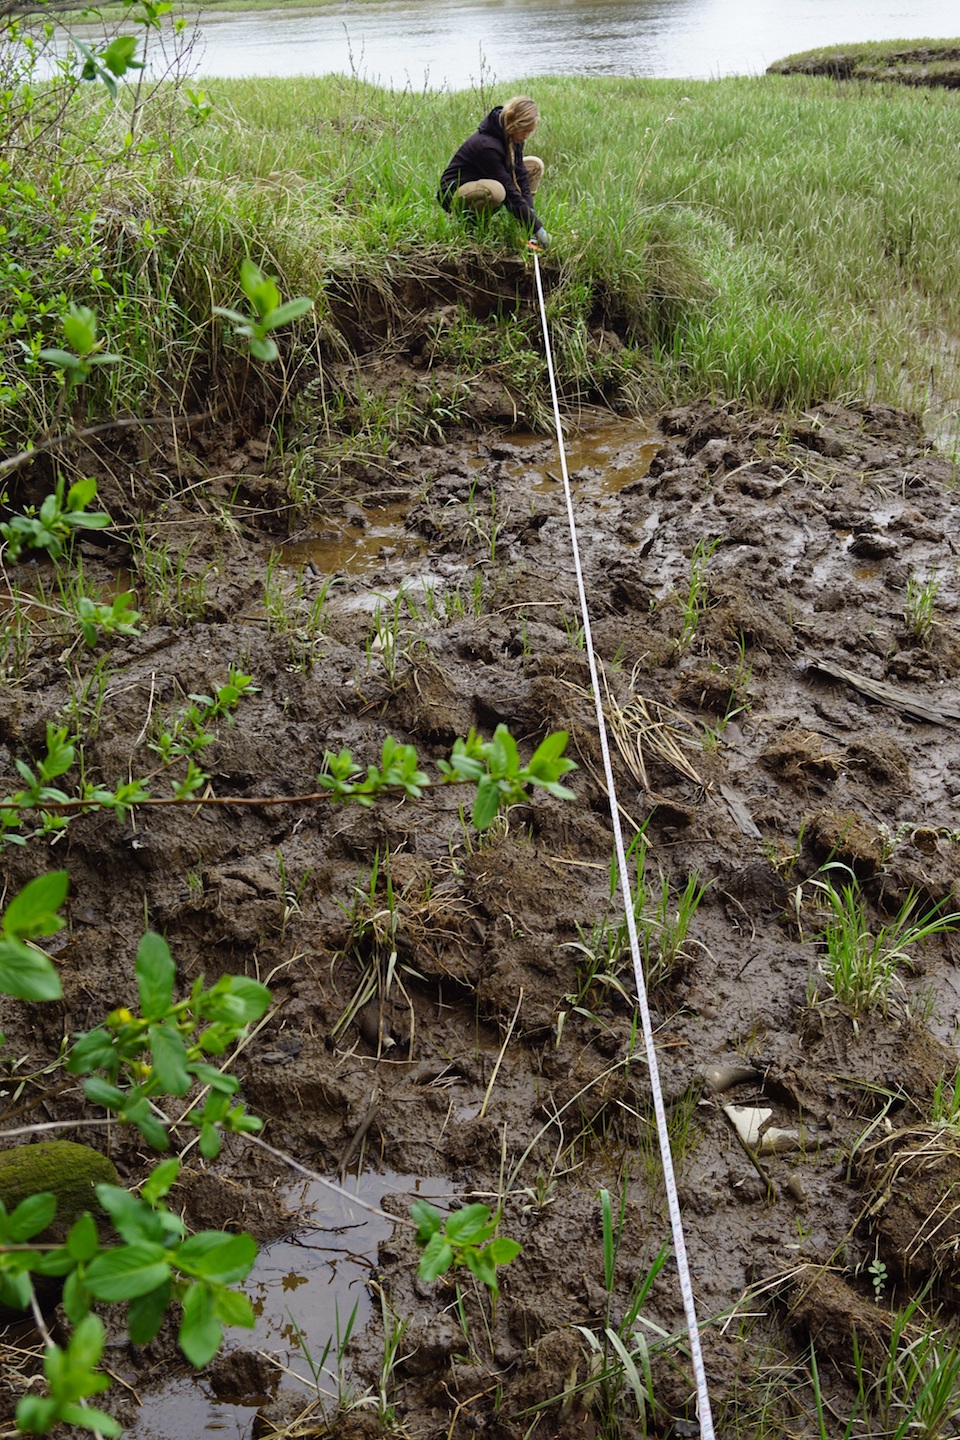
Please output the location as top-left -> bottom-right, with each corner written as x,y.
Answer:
810,882 -> 960,1017
5,51 -> 960,455
904,573 -> 942,644
771,36 -> 960,87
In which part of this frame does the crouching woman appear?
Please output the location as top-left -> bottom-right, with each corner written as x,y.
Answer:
438,95 -> 550,250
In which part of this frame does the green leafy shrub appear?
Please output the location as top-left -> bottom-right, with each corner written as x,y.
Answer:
411,1201 -> 522,1299
0,477 -> 110,562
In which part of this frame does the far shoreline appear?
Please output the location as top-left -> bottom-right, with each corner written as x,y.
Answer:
50,10 -> 960,90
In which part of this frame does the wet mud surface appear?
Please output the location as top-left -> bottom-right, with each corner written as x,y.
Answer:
3,396 -> 960,1437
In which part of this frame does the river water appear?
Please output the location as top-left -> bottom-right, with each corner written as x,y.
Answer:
175,0 -> 957,87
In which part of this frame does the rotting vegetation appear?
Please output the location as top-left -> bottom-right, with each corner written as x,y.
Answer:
3,13 -> 960,1439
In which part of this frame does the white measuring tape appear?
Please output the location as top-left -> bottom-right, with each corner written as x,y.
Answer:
531,249 -> 716,1440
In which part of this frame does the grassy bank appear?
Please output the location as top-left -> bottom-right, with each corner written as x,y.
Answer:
3,57 -> 960,456
771,36 -> 960,86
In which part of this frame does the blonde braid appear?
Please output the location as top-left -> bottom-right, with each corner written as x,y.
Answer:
500,96 -> 538,190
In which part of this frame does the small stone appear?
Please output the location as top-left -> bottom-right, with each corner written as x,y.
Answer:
783,1173 -> 808,1204
758,1126 -> 801,1155
700,1062 -> 762,1094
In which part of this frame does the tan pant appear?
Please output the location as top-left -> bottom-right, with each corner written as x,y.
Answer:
455,156 -> 544,212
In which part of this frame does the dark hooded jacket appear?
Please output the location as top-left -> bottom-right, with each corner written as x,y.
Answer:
438,106 -> 541,231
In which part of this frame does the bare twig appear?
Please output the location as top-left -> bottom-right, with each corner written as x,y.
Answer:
0,410 -> 215,483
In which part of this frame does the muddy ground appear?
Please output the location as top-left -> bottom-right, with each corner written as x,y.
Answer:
3,365 -> 960,1439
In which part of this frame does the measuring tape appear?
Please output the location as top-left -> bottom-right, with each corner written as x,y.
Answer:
530,250 -> 716,1440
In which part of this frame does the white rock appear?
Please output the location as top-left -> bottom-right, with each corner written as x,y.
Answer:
723,1104 -> 772,1149
724,1104 -> 802,1154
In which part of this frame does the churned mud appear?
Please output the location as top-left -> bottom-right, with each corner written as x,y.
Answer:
3,383 -> 960,1437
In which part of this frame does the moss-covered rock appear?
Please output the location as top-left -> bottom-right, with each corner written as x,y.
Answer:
0,1141 -> 119,1234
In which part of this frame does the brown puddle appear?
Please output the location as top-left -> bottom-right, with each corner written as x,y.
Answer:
127,1171 -> 444,1440
279,420 -> 660,581
280,502 -> 421,576
521,423 -> 661,497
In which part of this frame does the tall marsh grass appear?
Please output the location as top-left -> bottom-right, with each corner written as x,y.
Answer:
4,60 -> 960,441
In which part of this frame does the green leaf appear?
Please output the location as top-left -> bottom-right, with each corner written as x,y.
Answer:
249,335 -> 278,363
489,723 -> 519,777
417,1233 -> 454,1284
527,729 -> 569,767
39,727 -> 75,781
524,731 -> 578,788
2,870 -> 68,939
179,1281 -> 222,1368
141,1158 -> 181,1206
127,1279 -> 172,1346
472,774 -> 502,831
65,478 -> 98,511
0,938 -> 62,1001
60,1403 -> 122,1437
198,1092 -> 230,1125
124,1101 -> 171,1151
135,931 -> 175,1015
70,1026 -> 121,1078
532,776 -> 578,801
96,1186 -> 154,1243
16,1395 -> 58,1432
262,297 -> 313,330
9,1192 -> 57,1242
212,306 -> 247,326
34,1245 -> 76,1278
199,974 -> 271,1026
174,1232 -> 257,1284
187,1063 -> 239,1093
102,34 -> 141,76
0,1268 -> 32,1310
199,1122 -> 221,1159
445,1204 -> 497,1245
66,510 -> 111,531
213,1287 -> 255,1328
225,1107 -> 262,1136
148,1022 -> 190,1095
486,1237 -> 522,1265
67,1212 -> 99,1263
68,1312 -> 108,1374
605,1328 -> 647,1409
85,1243 -> 170,1301
464,1245 -> 498,1292
62,1267 -> 93,1323
39,347 -> 83,371
410,1199 -> 442,1241
97,1184 -> 183,1247
61,307 -> 98,356
82,1076 -> 127,1109
240,261 -> 280,316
